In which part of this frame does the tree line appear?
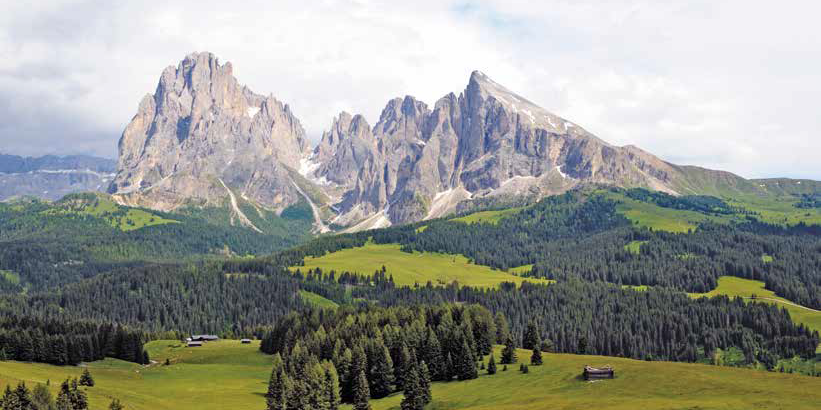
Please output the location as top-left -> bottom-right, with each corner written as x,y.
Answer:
0,315 -> 147,366
260,304 -> 499,409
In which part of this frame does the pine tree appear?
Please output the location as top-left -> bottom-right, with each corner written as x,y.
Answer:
2,385 -> 20,410
108,399 -> 124,410
395,343 -> 412,391
79,368 -> 95,387
369,344 -> 394,398
352,370 -> 371,410
422,331 -> 445,381
418,361 -> 432,407
530,335 -> 543,366
522,321 -> 540,350
457,339 -> 478,381
69,379 -> 88,410
323,363 -> 341,410
266,368 -> 287,410
531,347 -> 543,365
400,359 -> 421,410
14,382 -> 34,410
501,337 -> 517,364
55,380 -> 71,410
32,383 -> 54,410
487,354 -> 497,375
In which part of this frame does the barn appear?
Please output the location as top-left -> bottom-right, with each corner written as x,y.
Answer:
191,334 -> 219,342
583,365 -> 614,380
241,339 -> 252,344
187,341 -> 203,347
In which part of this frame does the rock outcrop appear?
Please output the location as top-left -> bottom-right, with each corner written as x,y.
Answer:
112,53 -> 760,232
305,70 -> 740,228
109,52 -> 310,217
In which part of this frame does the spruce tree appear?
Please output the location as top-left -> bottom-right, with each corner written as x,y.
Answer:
2,385 -> 20,409
32,383 -> 54,410
352,370 -> 371,410
501,337 -> 517,364
487,354 -> 497,375
79,368 -> 95,387
369,344 -> 394,398
531,346 -> 543,366
14,382 -> 33,410
457,340 -> 478,381
323,363 -> 341,410
522,321 -> 539,351
422,331 -> 445,381
69,379 -> 88,410
109,398 -> 124,410
266,368 -> 287,410
400,359 -> 421,410
55,380 -> 71,410
418,361 -> 432,407
530,335 -> 543,366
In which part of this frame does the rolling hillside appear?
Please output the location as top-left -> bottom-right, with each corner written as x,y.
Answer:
1,342 -> 818,410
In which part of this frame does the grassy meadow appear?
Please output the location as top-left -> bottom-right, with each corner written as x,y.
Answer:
449,207 -> 523,225
299,289 -> 340,309
3,343 -> 821,410
689,276 -> 821,337
49,193 -> 178,232
291,242 -> 551,288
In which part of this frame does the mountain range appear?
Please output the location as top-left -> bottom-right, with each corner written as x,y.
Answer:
0,154 -> 115,201
10,51 -> 808,232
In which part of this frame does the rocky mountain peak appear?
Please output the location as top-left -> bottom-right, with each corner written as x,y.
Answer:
109,52 -> 310,222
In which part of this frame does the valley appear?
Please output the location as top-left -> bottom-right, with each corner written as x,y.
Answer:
1,50 -> 820,410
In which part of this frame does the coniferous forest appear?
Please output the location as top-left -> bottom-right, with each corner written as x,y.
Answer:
0,187 -> 819,395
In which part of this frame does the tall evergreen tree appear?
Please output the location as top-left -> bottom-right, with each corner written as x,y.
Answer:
400,359 -> 421,410
487,354 -> 497,375
369,344 -> 394,399
32,383 -> 54,410
531,343 -> 543,366
501,337 -> 517,364
352,370 -> 371,410
522,321 -> 540,351
323,363 -> 341,410
79,369 -> 94,387
456,340 -> 478,381
108,399 -> 124,410
530,333 -> 543,365
418,361 -> 432,407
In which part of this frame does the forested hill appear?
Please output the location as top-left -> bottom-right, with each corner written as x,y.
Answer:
0,192 -> 313,293
275,187 -> 821,309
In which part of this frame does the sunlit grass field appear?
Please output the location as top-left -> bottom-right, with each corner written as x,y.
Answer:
449,207 -> 523,224
689,276 -> 821,338
299,290 -> 340,309
3,342 -> 820,410
291,243 -> 551,288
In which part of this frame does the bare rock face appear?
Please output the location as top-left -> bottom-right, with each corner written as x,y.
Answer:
110,52 -> 310,214
113,53 -> 755,232
307,70 -> 742,228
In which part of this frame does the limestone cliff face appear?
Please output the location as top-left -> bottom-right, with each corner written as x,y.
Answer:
113,53 -> 755,232
109,52 -> 310,214
305,71 -> 700,228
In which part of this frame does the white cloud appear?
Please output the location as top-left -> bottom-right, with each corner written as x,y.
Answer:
0,0 -> 819,180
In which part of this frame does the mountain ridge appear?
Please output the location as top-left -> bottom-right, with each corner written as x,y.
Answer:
105,52 -> 812,232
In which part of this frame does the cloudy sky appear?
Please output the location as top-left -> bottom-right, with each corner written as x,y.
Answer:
1,0 -> 819,179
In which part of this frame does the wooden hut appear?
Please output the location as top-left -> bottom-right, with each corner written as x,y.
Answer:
191,334 -> 219,342
583,365 -> 614,380
187,341 -> 203,347
240,339 -> 252,344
